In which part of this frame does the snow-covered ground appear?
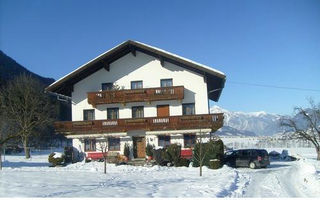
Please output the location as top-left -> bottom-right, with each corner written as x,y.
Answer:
0,148 -> 319,197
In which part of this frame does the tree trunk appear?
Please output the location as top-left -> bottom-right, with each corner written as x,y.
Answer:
104,158 -> 107,174
23,137 -> 30,159
0,146 -> 2,170
199,139 -> 202,177
317,148 -> 320,161
199,130 -> 203,177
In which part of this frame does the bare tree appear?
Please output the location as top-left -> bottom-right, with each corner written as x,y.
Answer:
0,125 -> 19,170
97,138 -> 108,174
193,129 -> 209,176
0,74 -> 56,158
0,89 -> 20,170
280,99 -> 320,160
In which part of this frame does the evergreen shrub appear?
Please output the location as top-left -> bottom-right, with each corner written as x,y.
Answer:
153,148 -> 167,166
176,158 -> 190,167
124,143 -> 130,158
165,144 -> 181,166
192,139 -> 224,168
146,143 -> 154,157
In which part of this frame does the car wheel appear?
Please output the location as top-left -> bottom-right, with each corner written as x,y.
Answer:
249,162 -> 256,169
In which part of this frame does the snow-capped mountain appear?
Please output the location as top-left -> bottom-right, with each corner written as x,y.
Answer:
210,106 -> 284,136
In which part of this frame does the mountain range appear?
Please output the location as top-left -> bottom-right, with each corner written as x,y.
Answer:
0,50 -> 54,86
210,106 -> 285,137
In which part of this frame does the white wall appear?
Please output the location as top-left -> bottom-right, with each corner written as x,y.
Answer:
72,138 -> 84,152
71,51 -> 209,121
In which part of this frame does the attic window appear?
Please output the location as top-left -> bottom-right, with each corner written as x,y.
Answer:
102,82 -> 113,91
131,81 -> 143,89
160,79 -> 173,87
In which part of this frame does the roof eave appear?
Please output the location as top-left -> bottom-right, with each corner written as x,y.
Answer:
46,40 -> 226,97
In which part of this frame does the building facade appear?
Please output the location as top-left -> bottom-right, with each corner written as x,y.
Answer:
46,40 -> 226,159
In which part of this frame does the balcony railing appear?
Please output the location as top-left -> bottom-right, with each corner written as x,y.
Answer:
87,86 -> 184,107
54,113 -> 224,135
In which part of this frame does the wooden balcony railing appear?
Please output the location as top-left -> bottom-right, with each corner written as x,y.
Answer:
87,86 -> 184,107
54,113 -> 224,135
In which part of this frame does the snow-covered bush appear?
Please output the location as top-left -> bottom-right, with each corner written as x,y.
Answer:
209,159 -> 222,169
48,152 -> 65,167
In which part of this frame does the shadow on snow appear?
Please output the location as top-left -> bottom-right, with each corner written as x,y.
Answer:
3,160 -> 50,168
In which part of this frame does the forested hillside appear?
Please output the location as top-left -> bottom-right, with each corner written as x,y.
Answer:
0,50 -> 55,86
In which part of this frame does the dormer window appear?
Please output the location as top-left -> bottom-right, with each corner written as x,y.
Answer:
131,81 -> 143,89
160,79 -> 173,87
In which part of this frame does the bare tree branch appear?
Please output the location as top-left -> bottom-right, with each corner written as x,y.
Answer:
0,74 -> 56,158
280,99 -> 320,160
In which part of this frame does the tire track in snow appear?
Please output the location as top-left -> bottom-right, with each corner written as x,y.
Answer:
216,168 -> 251,197
237,161 -> 306,198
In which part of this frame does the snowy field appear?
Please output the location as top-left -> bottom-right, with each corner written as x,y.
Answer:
0,148 -> 320,198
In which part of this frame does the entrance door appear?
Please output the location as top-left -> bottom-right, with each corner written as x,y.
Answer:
157,105 -> 169,117
133,137 -> 146,158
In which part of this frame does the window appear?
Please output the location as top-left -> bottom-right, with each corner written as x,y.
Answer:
182,103 -> 195,115
108,137 -> 120,151
102,82 -> 113,91
158,135 -> 170,147
107,107 -> 119,119
131,81 -> 143,89
160,79 -> 173,87
83,109 -> 95,120
132,106 -> 144,118
184,134 -> 196,148
84,139 -> 96,151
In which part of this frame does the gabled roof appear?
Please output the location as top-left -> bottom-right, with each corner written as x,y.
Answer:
45,40 -> 226,101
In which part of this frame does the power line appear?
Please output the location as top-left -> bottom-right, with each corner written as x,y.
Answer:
228,81 -> 320,92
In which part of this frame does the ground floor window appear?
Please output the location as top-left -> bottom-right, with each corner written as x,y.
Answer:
108,137 -> 120,151
158,135 -> 170,147
184,134 -> 196,148
84,139 -> 96,151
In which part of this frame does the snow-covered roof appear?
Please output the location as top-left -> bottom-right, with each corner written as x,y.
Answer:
45,40 -> 226,101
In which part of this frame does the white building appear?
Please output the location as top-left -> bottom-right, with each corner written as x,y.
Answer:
46,40 -> 226,159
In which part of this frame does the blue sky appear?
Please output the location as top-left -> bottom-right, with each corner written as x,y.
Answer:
1,0 -> 319,115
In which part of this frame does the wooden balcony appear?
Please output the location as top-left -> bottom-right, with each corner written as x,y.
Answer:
54,113 -> 224,136
87,86 -> 184,107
